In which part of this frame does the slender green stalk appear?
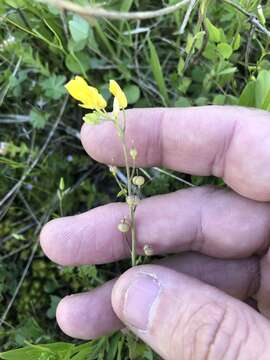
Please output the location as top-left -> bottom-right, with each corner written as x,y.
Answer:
105,109 -> 138,266
130,207 -> 136,267
121,140 -> 132,195
118,111 -> 137,267
59,197 -> 63,217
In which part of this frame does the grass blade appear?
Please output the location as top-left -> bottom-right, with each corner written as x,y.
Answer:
148,38 -> 169,106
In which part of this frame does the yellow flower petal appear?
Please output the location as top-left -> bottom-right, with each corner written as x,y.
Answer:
109,80 -> 127,109
65,76 -> 107,110
95,93 -> 107,109
65,76 -> 90,103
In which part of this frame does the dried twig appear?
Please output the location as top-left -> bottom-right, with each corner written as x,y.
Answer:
153,167 -> 194,187
39,0 -> 190,20
223,0 -> 270,37
179,0 -> 197,34
0,115 -> 30,124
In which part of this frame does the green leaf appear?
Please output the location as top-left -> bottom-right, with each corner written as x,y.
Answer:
205,18 -> 221,43
83,112 -> 102,125
29,110 -> 49,129
148,38 -> 169,105
217,43 -> 233,59
65,52 -> 90,74
68,15 -> 89,42
203,43 -> 217,60
255,70 -> 270,109
46,295 -> 61,319
262,90 -> 270,111
0,348 -> 43,360
106,333 -> 122,360
68,38 -> 88,52
178,77 -> 191,94
185,33 -> 194,54
213,94 -> 226,105
0,342 -> 73,360
120,0 -> 134,11
40,75 -> 66,100
177,58 -> 185,75
123,84 -> 140,104
239,80 -> 256,107
218,67 -> 237,76
13,318 -> 44,346
174,97 -> 191,107
194,31 -> 206,49
4,0 -> 24,8
195,97 -> 208,106
232,33 -> 241,50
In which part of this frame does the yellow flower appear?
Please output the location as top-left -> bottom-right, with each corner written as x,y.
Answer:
65,76 -> 107,110
109,80 -> 127,109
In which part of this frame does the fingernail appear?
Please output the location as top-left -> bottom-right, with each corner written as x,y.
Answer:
123,274 -> 160,330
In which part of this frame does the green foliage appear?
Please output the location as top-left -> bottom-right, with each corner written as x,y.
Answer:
148,38 -> 169,106
30,110 -> 50,129
83,112 -> 102,125
40,75 -> 66,100
1,0 -> 270,358
240,69 -> 270,109
123,84 -> 140,105
68,15 -> 90,43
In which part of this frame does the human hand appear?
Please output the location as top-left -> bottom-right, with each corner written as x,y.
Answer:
41,106 -> 270,359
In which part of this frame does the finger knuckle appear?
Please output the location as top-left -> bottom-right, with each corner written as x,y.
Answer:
180,301 -> 240,360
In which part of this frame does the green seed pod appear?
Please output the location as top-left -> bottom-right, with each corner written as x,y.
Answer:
143,244 -> 154,256
132,176 -> 145,187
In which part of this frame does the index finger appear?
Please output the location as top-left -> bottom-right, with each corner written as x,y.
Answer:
81,106 -> 270,201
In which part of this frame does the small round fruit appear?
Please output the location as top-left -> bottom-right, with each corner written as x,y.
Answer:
143,244 -> 154,256
118,221 -> 130,233
132,176 -> 145,187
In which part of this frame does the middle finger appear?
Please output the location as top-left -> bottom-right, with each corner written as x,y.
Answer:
40,186 -> 270,266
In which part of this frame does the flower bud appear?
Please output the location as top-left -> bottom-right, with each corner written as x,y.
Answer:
59,177 -> 65,191
143,244 -> 154,256
109,166 -> 117,175
126,195 -> 139,207
132,175 -> 145,187
130,147 -> 137,160
117,220 -> 130,233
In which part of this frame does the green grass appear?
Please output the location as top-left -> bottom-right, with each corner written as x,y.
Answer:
0,0 -> 270,358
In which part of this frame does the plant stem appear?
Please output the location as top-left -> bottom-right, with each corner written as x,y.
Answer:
121,140 -> 137,266
130,207 -> 136,267
59,197 -> 63,217
121,140 -> 131,195
120,111 -> 137,267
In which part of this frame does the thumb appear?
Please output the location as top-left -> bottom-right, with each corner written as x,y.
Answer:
111,265 -> 270,360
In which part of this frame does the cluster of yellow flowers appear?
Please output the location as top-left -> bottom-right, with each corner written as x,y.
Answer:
65,76 -> 127,117
65,76 -> 144,265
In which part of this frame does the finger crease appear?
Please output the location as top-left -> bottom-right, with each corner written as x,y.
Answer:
212,119 -> 238,179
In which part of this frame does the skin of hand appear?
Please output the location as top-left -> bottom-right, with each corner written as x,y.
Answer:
40,106 -> 270,360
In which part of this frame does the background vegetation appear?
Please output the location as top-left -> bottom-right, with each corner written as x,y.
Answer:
0,0 -> 270,358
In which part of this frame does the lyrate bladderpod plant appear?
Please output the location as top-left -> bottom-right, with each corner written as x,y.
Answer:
65,76 -> 152,267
